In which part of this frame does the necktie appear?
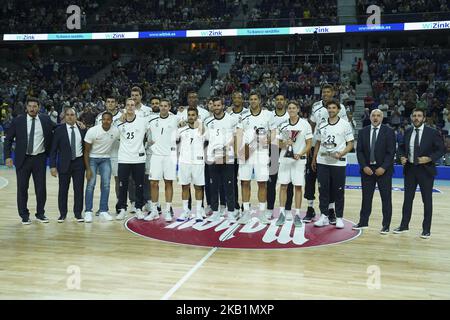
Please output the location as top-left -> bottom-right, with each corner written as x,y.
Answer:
369,127 -> 378,163
27,117 -> 36,155
413,128 -> 420,165
71,126 -> 76,160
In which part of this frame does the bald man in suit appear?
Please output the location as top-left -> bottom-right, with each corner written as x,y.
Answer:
353,109 -> 396,234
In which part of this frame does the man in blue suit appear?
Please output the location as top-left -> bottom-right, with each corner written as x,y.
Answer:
353,109 -> 396,234
50,107 -> 87,223
4,97 -> 55,225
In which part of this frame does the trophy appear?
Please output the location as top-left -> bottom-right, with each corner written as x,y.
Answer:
239,127 -> 268,161
320,139 -> 338,158
213,144 -> 227,164
283,130 -> 300,158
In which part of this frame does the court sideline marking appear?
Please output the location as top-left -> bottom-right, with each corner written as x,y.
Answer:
160,218 -> 245,299
161,246 -> 218,300
0,176 -> 9,190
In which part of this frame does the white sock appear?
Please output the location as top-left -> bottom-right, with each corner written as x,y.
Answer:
182,200 -> 189,212
151,202 -> 158,212
329,203 -> 335,210
196,200 -> 202,212
295,209 -> 301,216
156,202 -> 160,208
280,207 -> 285,214
259,203 -> 266,212
243,202 -> 250,211
308,200 -> 314,207
147,200 -> 152,205
166,203 -> 172,211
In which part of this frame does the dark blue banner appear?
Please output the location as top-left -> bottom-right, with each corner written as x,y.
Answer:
345,23 -> 404,33
138,30 -> 186,39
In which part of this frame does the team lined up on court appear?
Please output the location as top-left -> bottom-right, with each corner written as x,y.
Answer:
3,85 -> 445,239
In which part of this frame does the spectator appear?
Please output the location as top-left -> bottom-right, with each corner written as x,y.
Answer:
356,58 -> 364,84
48,106 -> 58,124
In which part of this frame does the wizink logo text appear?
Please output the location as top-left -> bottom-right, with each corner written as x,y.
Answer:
305,27 -> 330,33
125,208 -> 362,249
200,30 -> 223,37
422,22 -> 450,29
18,35 -> 35,40
106,33 -> 125,39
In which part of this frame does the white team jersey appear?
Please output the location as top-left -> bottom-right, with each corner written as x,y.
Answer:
84,124 -> 120,158
177,106 -> 210,123
315,117 -> 354,166
117,116 -> 148,164
310,100 -> 348,124
95,110 -> 123,158
177,125 -> 206,165
271,109 -> 290,129
238,109 -> 276,153
310,100 -> 348,146
277,118 -> 313,164
95,110 -> 123,126
136,104 -> 154,118
148,114 -> 178,156
204,113 -> 236,163
228,107 -> 250,126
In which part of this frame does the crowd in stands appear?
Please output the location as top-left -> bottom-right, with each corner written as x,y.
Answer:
0,0 -> 100,33
247,0 -> 337,27
0,48 -> 215,136
357,0 -> 450,23
0,0 -> 237,33
365,47 -> 450,162
209,53 -> 350,114
98,0 -> 236,31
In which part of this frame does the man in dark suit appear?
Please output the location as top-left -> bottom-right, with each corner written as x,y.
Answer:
50,107 -> 86,223
4,97 -> 55,224
353,109 -> 396,234
395,108 -> 445,239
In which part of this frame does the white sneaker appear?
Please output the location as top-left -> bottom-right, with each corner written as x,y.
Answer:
144,202 -> 152,213
285,210 -> 293,221
99,212 -> 113,221
116,209 -> 127,220
265,210 -> 273,219
144,210 -> 159,221
258,213 -> 271,225
177,210 -> 191,222
314,214 -> 329,227
205,205 -> 213,216
195,210 -> 204,222
228,211 -> 239,222
164,210 -> 173,222
195,208 -> 205,220
238,211 -> 252,224
84,212 -> 93,223
136,209 -> 146,220
129,203 -> 136,214
336,218 -> 345,229
220,205 -> 226,214
207,211 -> 222,222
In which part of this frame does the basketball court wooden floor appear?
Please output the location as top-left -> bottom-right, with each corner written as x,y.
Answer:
1,168 -> 449,300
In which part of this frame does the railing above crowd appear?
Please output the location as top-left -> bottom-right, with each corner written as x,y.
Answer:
238,53 -> 337,66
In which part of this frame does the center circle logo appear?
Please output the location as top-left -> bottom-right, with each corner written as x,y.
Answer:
126,209 -> 361,249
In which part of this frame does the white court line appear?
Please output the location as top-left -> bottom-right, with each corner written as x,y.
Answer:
0,176 -> 9,189
161,246 -> 217,300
